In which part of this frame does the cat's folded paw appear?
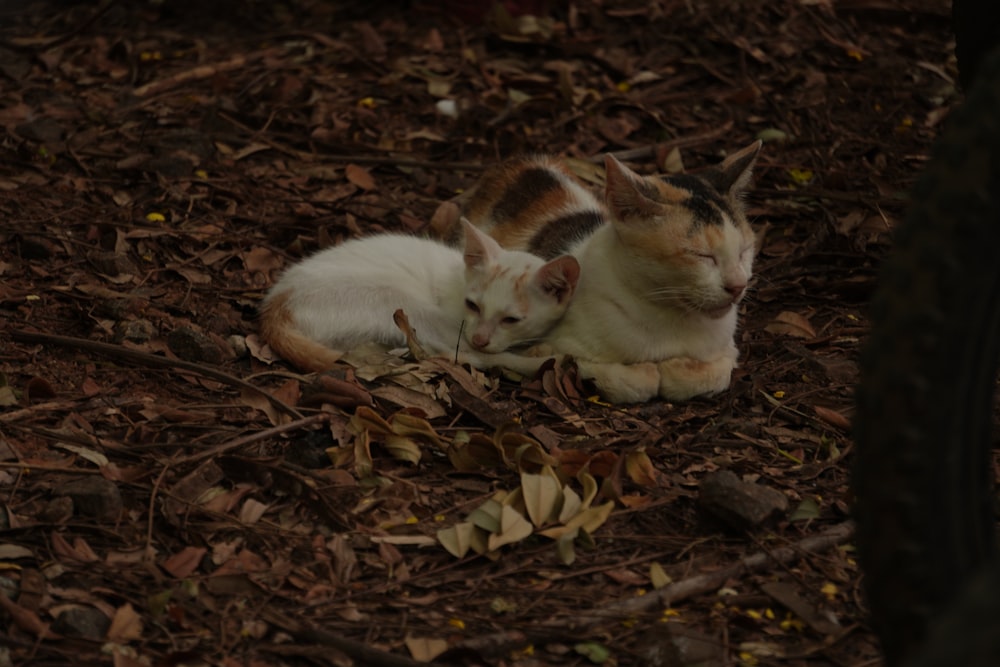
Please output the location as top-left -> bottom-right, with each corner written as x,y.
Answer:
577,360 -> 660,404
656,353 -> 737,400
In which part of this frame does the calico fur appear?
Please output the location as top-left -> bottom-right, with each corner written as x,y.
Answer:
259,221 -> 580,373
462,142 -> 761,403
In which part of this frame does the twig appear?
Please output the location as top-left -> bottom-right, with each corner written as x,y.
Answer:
146,460 -> 173,556
131,49 -> 284,98
8,330 -> 302,421
593,123 -> 737,165
448,521 -> 855,656
0,400 -> 83,423
572,521 -> 854,625
175,413 -> 329,465
259,608 -> 443,667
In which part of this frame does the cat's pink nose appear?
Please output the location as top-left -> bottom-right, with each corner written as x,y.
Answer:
725,284 -> 746,300
471,333 -> 490,349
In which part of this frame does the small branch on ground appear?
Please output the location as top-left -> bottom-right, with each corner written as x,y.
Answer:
8,330 -> 303,420
260,609 -> 442,667
446,521 -> 855,658
131,49 -> 284,98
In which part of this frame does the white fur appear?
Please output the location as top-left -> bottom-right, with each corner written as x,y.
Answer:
261,222 -> 579,363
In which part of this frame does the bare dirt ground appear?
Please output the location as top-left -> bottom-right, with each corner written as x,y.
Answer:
0,1 -> 958,665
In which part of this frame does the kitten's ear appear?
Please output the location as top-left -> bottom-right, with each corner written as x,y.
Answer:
461,217 -> 500,268
604,154 -> 663,220
535,255 -> 581,305
704,140 -> 762,196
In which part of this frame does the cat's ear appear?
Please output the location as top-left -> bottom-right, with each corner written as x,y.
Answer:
703,140 -> 761,196
461,217 -> 500,269
535,255 -> 581,305
604,154 -> 666,221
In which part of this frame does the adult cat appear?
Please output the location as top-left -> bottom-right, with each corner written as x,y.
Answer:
260,220 -> 580,373
462,142 -> 761,403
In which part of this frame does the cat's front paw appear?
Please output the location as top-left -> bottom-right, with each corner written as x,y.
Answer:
656,353 -> 737,400
577,360 -> 660,404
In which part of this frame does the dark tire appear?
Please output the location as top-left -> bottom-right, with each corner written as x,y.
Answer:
852,47 -> 1000,667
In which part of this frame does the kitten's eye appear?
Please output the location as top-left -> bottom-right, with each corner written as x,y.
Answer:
501,316 -> 522,325
695,252 -> 717,265
465,299 -> 481,314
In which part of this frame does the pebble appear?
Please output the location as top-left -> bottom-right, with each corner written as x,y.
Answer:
57,477 -> 123,520
698,470 -> 789,530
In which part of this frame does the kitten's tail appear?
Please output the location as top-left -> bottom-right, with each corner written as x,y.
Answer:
258,292 -> 343,373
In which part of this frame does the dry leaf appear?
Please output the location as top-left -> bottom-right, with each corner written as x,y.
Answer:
242,246 -> 283,273
625,449 -> 666,487
437,522 -> 477,558
0,592 -> 59,639
345,163 -> 376,190
107,602 -> 144,641
405,634 -> 449,662
162,546 -> 208,578
239,498 -> 269,525
521,472 -> 562,527
51,531 -> 99,563
487,505 -> 534,550
814,405 -> 851,430
650,561 -> 672,589
765,311 -> 817,339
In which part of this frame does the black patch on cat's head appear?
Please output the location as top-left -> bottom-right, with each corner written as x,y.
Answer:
491,167 -> 563,223
661,173 -> 735,228
528,210 -> 606,259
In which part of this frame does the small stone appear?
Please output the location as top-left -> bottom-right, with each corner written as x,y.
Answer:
36,496 -> 74,523
88,251 -> 138,277
114,318 -> 156,343
57,477 -> 122,520
51,605 -> 111,640
698,470 -> 789,530
227,334 -> 248,358
167,326 -> 224,364
15,117 -> 64,143
635,625 -> 724,667
141,154 -> 194,178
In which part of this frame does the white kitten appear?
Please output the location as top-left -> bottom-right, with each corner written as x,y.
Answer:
259,220 -> 580,372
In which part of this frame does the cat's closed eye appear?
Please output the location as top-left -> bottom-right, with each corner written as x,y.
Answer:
465,299 -> 481,314
501,315 -> 522,325
694,252 -> 718,266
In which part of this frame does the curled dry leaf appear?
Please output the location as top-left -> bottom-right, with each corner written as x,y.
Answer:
521,471 -> 562,527
487,505 -> 534,550
765,311 -> 817,339
814,405 -> 851,430
625,449 -> 667,487
447,431 -> 505,471
650,561 -> 672,589
437,521 -> 477,558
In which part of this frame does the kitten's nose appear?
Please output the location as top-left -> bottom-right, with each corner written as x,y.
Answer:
471,333 -> 489,349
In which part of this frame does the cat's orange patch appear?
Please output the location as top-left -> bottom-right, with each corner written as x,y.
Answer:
259,291 -> 343,373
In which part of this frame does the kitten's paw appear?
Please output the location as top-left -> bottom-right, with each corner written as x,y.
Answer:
459,349 -> 552,377
577,360 -> 660,404
657,353 -> 737,400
